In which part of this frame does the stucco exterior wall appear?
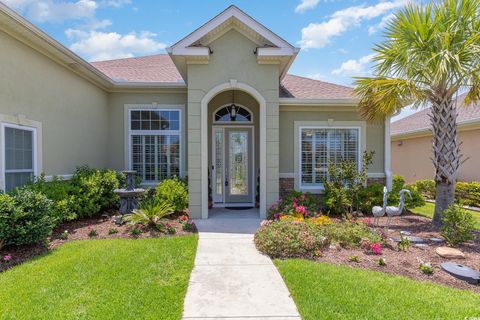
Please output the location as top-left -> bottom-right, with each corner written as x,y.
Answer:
392,128 -> 480,183
106,91 -> 187,171
0,30 -> 109,180
279,108 -> 385,176
186,29 -> 279,218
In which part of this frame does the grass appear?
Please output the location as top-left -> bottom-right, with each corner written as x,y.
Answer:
0,236 -> 198,320
410,202 -> 480,229
275,259 -> 480,320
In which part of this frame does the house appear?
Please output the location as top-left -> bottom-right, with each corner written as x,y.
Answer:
391,93 -> 480,183
0,4 -> 391,219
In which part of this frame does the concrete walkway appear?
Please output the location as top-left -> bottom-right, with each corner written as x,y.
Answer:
182,208 -> 301,320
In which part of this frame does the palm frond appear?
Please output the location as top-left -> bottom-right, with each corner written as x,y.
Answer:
354,77 -> 426,121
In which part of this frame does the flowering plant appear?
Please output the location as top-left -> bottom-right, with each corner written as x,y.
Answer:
369,242 -> 382,255
2,254 -> 12,263
182,220 -> 195,231
178,215 -> 189,223
308,215 -> 333,226
267,191 -> 319,220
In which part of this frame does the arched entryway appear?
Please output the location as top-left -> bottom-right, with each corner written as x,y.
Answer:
201,80 -> 266,219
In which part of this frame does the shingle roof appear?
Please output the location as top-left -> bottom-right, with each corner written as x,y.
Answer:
91,54 -> 354,99
280,74 -> 354,100
391,93 -> 480,136
91,54 -> 184,83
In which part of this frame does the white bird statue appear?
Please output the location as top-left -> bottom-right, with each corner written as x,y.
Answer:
372,186 -> 388,227
386,189 -> 411,227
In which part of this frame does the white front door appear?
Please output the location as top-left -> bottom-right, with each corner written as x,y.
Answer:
212,127 -> 253,205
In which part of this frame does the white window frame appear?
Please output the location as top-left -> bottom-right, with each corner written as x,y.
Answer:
294,121 -> 366,193
1,123 -> 38,192
212,103 -> 254,124
127,107 -> 183,185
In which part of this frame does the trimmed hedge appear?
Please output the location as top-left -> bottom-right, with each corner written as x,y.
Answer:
23,166 -> 120,224
0,190 -> 55,246
414,179 -> 480,207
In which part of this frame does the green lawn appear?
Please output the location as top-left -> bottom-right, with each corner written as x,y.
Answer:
410,202 -> 480,229
275,259 -> 480,320
0,236 -> 198,320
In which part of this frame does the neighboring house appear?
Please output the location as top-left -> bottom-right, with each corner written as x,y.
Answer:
0,4 -> 391,219
391,93 -> 480,183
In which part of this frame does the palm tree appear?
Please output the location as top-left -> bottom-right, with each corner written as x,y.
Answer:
354,0 -> 480,227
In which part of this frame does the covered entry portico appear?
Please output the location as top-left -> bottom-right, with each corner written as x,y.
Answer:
201,81 -> 267,219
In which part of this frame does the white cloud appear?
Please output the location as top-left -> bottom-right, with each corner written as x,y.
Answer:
3,0 -> 97,23
299,0 -> 405,49
332,53 -> 376,76
98,0 -> 131,8
368,13 -> 395,35
295,0 -> 320,13
66,29 -> 167,61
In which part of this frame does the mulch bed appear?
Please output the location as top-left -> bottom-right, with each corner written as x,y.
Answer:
0,210 -> 197,273
316,213 -> 480,293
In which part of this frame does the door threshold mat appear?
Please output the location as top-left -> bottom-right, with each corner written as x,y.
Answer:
225,206 -> 254,210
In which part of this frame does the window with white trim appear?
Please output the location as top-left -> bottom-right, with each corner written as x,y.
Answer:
3,125 -> 36,192
300,127 -> 359,188
129,110 -> 181,182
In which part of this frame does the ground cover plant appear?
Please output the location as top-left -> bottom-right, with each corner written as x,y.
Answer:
275,259 -> 480,320
0,236 -> 198,319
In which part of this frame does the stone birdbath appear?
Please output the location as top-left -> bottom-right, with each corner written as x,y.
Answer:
114,170 -> 145,224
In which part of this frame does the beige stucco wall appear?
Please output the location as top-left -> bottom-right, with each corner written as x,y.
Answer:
279,108 -> 385,176
106,91 -> 187,172
392,128 -> 480,183
0,30 -> 109,180
186,29 -> 280,218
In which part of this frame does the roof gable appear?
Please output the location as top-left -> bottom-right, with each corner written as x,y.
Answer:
166,5 -> 299,81
168,5 -> 296,55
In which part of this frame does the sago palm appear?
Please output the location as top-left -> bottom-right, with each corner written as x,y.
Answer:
354,0 -> 480,227
124,199 -> 174,227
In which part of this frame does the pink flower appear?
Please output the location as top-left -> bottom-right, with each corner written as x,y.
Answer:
369,243 -> 382,255
295,205 -> 307,216
292,221 -> 301,225
301,194 -> 305,201
273,213 -> 279,220
260,220 -> 271,227
3,255 -> 12,262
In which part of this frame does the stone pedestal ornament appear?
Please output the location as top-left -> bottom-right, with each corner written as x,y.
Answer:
114,171 -> 145,223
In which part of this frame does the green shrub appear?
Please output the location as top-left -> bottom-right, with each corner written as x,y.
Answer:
69,166 -> 119,218
23,174 -> 77,224
440,204 -> 475,246
415,179 -> 436,199
324,220 -> 382,248
155,177 -> 188,213
390,175 -> 424,209
357,183 -> 385,213
254,221 -> 329,258
412,179 -> 480,208
455,182 -> 480,207
0,190 -> 55,246
323,151 -> 374,215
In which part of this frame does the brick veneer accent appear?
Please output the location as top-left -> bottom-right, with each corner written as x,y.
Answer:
367,177 -> 387,186
279,178 -> 295,198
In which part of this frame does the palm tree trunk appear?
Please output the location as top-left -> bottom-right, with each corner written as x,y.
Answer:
429,91 -> 460,227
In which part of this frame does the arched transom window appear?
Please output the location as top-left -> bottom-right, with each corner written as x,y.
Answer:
214,105 -> 252,122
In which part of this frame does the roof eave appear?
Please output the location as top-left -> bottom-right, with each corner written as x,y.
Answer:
279,98 -> 359,106
0,2 -> 114,90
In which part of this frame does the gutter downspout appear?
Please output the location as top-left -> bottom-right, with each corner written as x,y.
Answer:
385,116 -> 392,190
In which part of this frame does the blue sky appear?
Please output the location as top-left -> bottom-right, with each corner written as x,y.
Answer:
3,0 -> 415,119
